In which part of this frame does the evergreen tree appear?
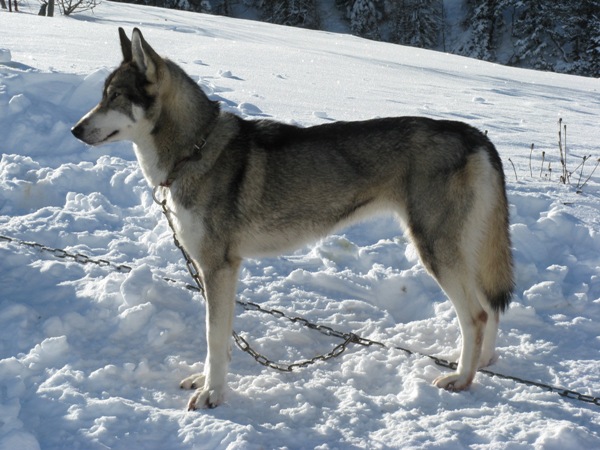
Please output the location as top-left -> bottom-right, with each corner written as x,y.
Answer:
261,0 -> 319,29
392,0 -> 442,49
583,11 -> 600,77
458,0 -> 505,62
565,0 -> 600,77
511,1 -> 568,71
346,0 -> 381,39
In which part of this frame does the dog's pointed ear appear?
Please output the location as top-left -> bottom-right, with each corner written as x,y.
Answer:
119,27 -> 132,62
131,27 -> 162,82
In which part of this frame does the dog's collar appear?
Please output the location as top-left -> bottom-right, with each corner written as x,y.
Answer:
159,139 -> 207,188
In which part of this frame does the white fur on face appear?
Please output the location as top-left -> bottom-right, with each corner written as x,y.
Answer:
74,107 -> 135,146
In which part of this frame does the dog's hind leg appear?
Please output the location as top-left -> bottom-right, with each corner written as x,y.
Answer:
432,270 -> 488,391
185,259 -> 240,410
477,292 -> 500,368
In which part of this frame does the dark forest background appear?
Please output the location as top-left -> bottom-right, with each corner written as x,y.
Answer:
94,1 -> 600,77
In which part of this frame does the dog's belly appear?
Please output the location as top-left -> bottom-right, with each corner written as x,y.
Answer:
237,226 -> 322,258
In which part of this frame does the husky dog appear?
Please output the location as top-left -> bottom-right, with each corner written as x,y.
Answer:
72,28 -> 513,410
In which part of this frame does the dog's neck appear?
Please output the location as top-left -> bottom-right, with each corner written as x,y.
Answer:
132,83 -> 220,189
159,139 -> 206,188
158,106 -> 220,188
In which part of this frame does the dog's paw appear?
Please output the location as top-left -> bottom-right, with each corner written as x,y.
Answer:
180,373 -> 206,390
187,387 -> 225,410
433,373 -> 473,392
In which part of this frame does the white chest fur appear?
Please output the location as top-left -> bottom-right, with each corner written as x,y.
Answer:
133,141 -> 169,187
166,194 -> 206,266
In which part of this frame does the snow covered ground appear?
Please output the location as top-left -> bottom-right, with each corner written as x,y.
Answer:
1,3 -> 599,449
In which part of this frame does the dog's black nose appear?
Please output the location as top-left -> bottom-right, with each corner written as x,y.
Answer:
71,124 -> 84,140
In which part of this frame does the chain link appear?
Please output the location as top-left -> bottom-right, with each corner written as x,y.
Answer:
234,298 -> 384,348
152,187 -> 207,297
0,234 -> 132,273
231,329 -> 360,372
2,194 -> 600,407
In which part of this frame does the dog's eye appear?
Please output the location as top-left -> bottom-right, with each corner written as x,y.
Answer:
109,91 -> 121,102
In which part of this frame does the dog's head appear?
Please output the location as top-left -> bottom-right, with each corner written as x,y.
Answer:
71,28 -> 165,146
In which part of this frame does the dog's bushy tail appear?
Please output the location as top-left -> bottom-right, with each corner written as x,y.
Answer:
478,182 -> 514,313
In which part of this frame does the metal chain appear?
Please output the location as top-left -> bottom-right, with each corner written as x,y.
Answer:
0,234 -> 133,273
2,197 -> 599,407
231,298 -> 384,372
151,187 -> 206,297
0,233 -> 197,293
234,298 -> 384,348
232,329 -> 360,372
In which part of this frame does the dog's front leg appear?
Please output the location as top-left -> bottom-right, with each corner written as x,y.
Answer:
186,260 -> 240,410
